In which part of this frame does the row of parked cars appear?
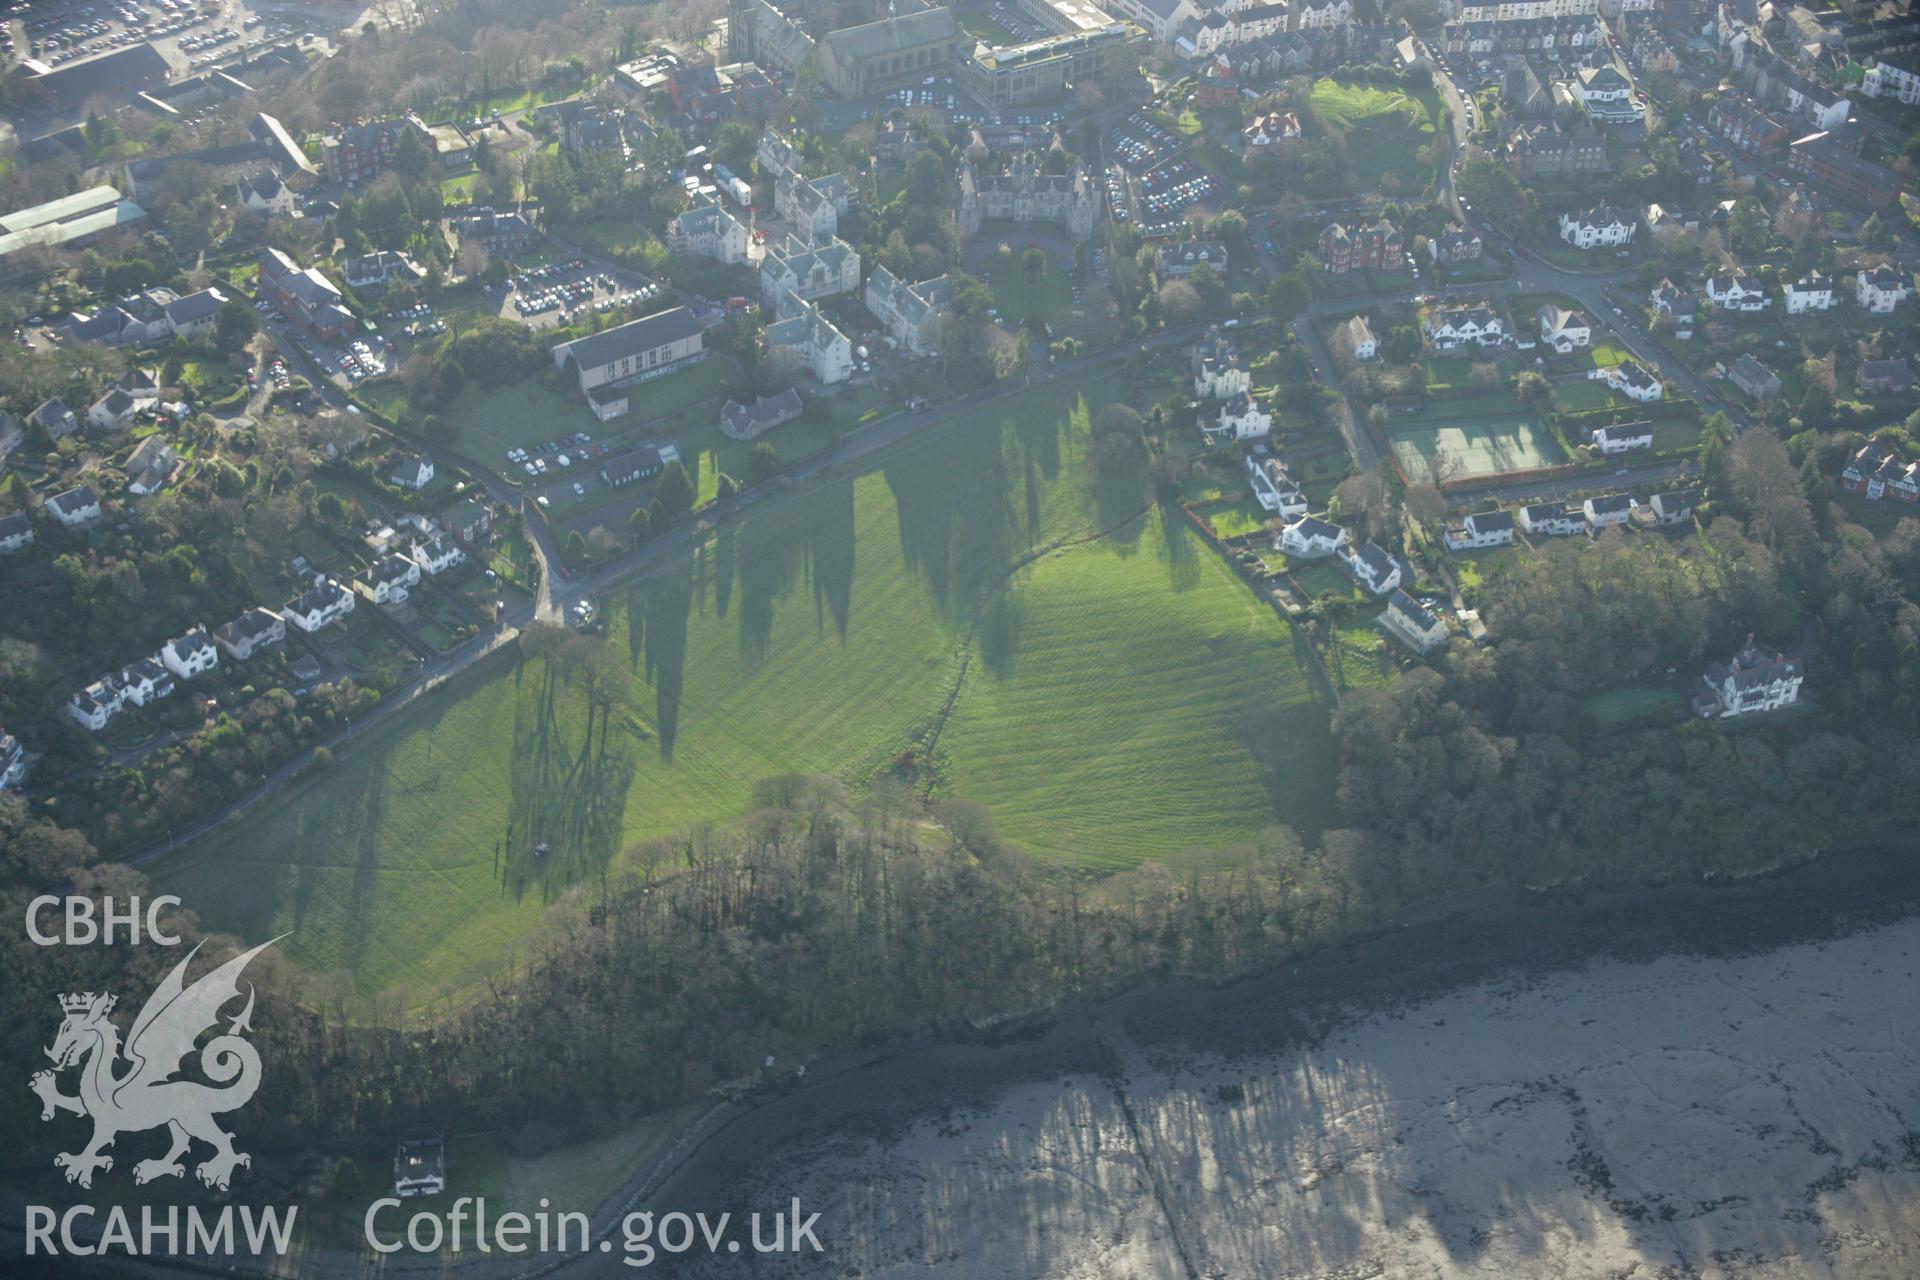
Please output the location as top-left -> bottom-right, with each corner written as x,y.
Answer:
508,432 -> 608,477
25,0 -> 209,64
1109,115 -> 1177,173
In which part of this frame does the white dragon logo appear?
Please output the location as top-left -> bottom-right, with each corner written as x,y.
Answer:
29,938 -> 279,1192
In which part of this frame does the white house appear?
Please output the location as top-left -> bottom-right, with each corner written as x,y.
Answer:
1573,64 -> 1636,120
214,607 -> 287,661
1344,315 -> 1379,362
1705,269 -> 1768,312
48,486 -> 102,529
1648,488 -> 1699,526
765,294 -> 853,386
1381,588 -> 1448,654
1212,392 -> 1271,443
1783,271 -> 1833,314
1649,279 -> 1697,337
0,512 -> 32,555
114,657 -> 174,708
237,171 -> 295,217
68,680 -> 124,731
356,553 -> 421,605
1595,360 -> 1662,402
89,388 -> 140,432
667,199 -> 750,265
1190,328 -> 1250,399
1591,421 -> 1653,454
1342,540 -> 1402,596
1246,455 -> 1308,517
1424,302 -> 1505,350
1442,509 -> 1515,550
1583,492 -> 1636,532
283,579 -> 356,632
1863,55 -> 1920,106
390,453 -> 434,491
756,129 -> 801,181
1701,635 -> 1801,717
1277,516 -> 1349,560
160,628 -> 219,680
411,537 -> 465,576
161,287 -> 228,341
1519,502 -> 1583,537
124,435 -> 177,497
1537,304 -> 1590,353
1558,203 -> 1635,249
1856,264 -> 1912,315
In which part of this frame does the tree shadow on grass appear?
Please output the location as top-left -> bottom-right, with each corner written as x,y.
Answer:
807,477 -> 857,642
503,664 -> 639,903
1154,497 -> 1202,592
626,548 -> 695,761
885,415 -> 1018,621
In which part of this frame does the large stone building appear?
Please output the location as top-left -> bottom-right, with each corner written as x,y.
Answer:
729,0 -> 817,75
965,22 -> 1142,107
813,8 -> 962,98
668,199 -> 750,265
865,265 -> 953,357
1503,119 -> 1607,178
760,234 -> 862,307
766,291 -> 854,385
552,308 -> 706,418
956,160 -> 1099,238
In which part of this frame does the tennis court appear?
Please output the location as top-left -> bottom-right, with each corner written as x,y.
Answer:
1389,416 -> 1565,480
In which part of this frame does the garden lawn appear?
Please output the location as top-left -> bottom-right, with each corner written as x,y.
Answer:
1309,76 -> 1442,190
1582,688 -> 1683,729
987,256 -> 1074,327
149,374 -> 1332,1003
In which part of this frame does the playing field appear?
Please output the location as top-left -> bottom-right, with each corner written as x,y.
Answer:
149,374 -> 1334,1003
1389,415 -> 1564,481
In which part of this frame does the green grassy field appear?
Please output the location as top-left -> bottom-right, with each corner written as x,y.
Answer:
149,375 -> 1334,1003
1309,77 -> 1442,190
1389,415 -> 1563,480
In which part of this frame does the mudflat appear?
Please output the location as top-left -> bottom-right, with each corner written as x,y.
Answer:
640,846 -> 1920,1279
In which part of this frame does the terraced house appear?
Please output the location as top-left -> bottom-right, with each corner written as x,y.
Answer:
1318,218 -> 1401,275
